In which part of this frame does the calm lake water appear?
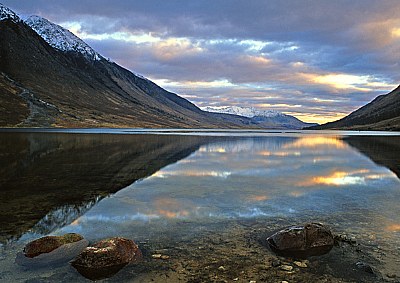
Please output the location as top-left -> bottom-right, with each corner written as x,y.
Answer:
1,130 -> 400,282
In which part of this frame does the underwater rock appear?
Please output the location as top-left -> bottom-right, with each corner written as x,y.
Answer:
71,237 -> 142,280
16,233 -> 88,267
356,261 -> 374,274
267,223 -> 334,258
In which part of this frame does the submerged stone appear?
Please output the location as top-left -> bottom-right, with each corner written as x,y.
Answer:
23,233 -> 84,258
71,237 -> 142,280
267,223 -> 334,258
16,233 -> 88,267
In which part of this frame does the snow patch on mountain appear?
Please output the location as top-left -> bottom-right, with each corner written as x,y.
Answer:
0,3 -> 20,22
201,105 -> 319,129
201,106 -> 283,118
25,15 -> 102,61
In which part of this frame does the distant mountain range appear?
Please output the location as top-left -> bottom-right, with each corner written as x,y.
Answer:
201,106 -> 282,118
201,106 -> 318,129
309,86 -> 400,131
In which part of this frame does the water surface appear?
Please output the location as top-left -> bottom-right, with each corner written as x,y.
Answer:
0,130 -> 399,282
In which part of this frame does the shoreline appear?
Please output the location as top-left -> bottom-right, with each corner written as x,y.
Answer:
2,218 -> 398,282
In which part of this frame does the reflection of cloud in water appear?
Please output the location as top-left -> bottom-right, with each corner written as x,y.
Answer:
386,224 -> 400,232
289,191 -> 305,197
152,170 -> 231,178
299,169 -> 396,187
285,136 -> 347,149
56,136 -> 400,241
154,197 -> 192,219
246,195 -> 269,202
73,213 -> 160,226
312,171 -> 366,186
258,150 -> 301,157
200,137 -> 296,153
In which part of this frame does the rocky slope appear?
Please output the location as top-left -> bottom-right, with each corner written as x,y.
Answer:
202,106 -> 318,129
0,4 -> 258,128
309,86 -> 400,131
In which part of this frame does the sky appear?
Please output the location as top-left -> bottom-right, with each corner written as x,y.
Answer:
3,1 -> 400,124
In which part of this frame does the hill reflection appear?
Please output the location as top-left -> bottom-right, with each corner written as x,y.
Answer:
0,133 -> 214,243
344,136 -> 400,179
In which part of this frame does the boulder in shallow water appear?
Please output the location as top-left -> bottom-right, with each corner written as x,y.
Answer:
267,222 -> 334,258
71,237 -> 142,280
16,233 -> 88,267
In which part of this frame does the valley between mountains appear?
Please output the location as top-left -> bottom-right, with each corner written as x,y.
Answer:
1,3 -> 399,130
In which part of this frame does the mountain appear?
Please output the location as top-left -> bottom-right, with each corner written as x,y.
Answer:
201,106 -> 318,129
25,15 -> 102,61
0,3 -> 19,22
201,106 -> 281,118
0,4 -> 260,129
309,86 -> 400,131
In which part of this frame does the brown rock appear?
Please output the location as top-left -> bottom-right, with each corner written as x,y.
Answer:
23,233 -> 84,258
267,223 -> 334,258
71,237 -> 142,280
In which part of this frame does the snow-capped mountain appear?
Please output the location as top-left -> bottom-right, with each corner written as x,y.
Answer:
201,106 -> 318,129
201,106 -> 283,118
24,15 -> 102,61
1,3 -> 318,129
1,3 -> 250,128
0,3 -> 20,22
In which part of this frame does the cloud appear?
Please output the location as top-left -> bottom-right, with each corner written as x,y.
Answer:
3,0 -> 400,123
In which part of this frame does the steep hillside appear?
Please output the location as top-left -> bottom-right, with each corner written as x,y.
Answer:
0,6 -> 254,128
309,86 -> 400,131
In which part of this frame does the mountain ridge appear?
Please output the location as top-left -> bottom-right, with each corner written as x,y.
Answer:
201,106 -> 282,118
0,5 -> 256,128
0,3 -> 19,22
0,4 -> 316,129
308,86 -> 400,131
25,15 -> 102,61
202,106 -> 318,129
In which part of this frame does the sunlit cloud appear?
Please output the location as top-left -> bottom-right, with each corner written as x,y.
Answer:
61,21 -> 162,43
392,28 -> 400,38
152,79 -> 236,89
152,38 -> 204,61
301,73 -> 371,91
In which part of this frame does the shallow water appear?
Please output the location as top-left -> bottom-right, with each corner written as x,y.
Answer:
1,130 -> 400,282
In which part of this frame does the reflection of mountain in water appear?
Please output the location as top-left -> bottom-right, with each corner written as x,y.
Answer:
201,137 -> 296,153
0,133 -> 214,243
344,136 -> 400,179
